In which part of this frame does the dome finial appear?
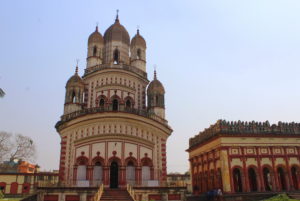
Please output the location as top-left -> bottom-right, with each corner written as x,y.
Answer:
115,9 -> 119,22
137,25 -> 140,35
75,59 -> 79,75
154,65 -> 157,80
96,22 -> 99,32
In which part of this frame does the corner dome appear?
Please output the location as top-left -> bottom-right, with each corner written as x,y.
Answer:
88,26 -> 104,44
131,30 -> 146,48
104,18 -> 130,46
66,67 -> 84,87
147,71 -> 165,94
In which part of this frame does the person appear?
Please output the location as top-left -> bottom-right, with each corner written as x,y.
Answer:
217,188 -> 223,201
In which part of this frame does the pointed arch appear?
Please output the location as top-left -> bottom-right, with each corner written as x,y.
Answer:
93,46 -> 97,56
96,95 -> 107,108
137,48 -> 141,59
277,165 -> 287,191
110,95 -> 121,111
248,166 -> 259,192
113,49 -> 119,64
124,96 -> 134,109
125,156 -> 137,185
291,165 -> 299,190
232,166 -> 243,192
262,165 -> 274,191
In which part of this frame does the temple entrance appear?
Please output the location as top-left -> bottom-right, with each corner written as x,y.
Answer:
277,167 -> 286,191
248,168 -> 258,191
110,162 -> 119,188
291,167 -> 299,190
233,168 -> 243,192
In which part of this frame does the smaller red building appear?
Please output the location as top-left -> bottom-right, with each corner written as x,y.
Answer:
187,120 -> 300,194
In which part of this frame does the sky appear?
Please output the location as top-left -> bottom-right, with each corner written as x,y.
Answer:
1,0 -> 300,173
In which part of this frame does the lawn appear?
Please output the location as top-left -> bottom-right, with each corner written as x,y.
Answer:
262,194 -> 300,201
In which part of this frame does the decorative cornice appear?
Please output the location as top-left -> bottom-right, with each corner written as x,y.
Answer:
189,119 -> 300,149
83,63 -> 148,80
55,107 -> 171,132
74,134 -> 154,148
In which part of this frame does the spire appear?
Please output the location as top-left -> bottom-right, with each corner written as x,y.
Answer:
75,59 -> 79,75
154,65 -> 157,80
115,9 -> 119,23
137,25 -> 140,35
95,23 -> 98,32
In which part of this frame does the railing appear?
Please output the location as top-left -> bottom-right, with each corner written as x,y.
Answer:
56,106 -> 169,129
127,184 -> 136,201
92,183 -> 104,201
37,180 -> 103,188
84,64 -> 147,78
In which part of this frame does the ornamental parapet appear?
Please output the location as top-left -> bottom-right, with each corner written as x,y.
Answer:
55,107 -> 169,130
189,119 -> 300,149
84,63 -> 148,79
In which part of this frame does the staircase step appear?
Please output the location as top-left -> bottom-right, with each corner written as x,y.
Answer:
100,189 -> 133,201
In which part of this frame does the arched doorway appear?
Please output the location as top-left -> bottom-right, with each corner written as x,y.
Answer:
248,168 -> 258,192
277,167 -> 286,191
233,168 -> 243,192
291,166 -> 299,190
110,161 -> 119,188
112,99 -> 118,111
263,167 -> 272,191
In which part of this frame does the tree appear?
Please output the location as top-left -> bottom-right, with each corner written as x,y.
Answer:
0,131 -> 36,163
0,131 -> 11,162
0,88 -> 5,98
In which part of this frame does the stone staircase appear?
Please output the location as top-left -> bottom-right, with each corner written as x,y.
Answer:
288,192 -> 300,200
100,189 -> 134,201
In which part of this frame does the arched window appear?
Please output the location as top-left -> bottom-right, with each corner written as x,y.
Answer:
291,166 -> 299,190
142,165 -> 150,185
93,162 -> 103,185
233,168 -> 243,192
112,99 -> 118,111
77,165 -> 87,181
0,182 -> 6,194
126,99 -> 131,108
137,49 -> 141,59
72,91 -> 76,103
10,182 -> 18,194
113,49 -> 119,64
22,183 -> 30,194
248,168 -> 258,192
277,167 -> 287,190
263,167 -> 272,191
93,46 -> 97,56
156,95 -> 159,105
126,161 -> 135,185
99,98 -> 105,107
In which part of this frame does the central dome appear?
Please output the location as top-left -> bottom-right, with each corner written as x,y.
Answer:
104,18 -> 130,46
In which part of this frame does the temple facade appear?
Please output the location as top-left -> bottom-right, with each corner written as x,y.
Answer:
187,120 -> 300,194
55,14 -> 172,189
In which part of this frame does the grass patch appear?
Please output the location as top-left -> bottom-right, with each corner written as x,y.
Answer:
262,194 -> 300,201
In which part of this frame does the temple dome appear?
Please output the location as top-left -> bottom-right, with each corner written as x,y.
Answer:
66,67 -> 84,87
131,30 -> 146,48
147,71 -> 165,94
88,26 -> 104,44
104,18 -> 130,46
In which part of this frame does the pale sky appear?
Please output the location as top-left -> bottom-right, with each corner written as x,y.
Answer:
1,0 -> 300,173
